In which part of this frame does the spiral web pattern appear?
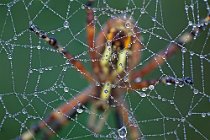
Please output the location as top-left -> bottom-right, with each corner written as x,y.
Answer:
0,0 -> 209,139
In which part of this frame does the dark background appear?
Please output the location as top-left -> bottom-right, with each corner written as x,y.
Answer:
0,0 -> 209,139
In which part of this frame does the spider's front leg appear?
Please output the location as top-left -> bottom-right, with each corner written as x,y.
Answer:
130,14 -> 210,89
17,86 -> 96,140
29,24 -> 94,83
85,0 -> 101,74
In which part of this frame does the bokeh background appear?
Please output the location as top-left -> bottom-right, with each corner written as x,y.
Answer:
0,0 -> 209,139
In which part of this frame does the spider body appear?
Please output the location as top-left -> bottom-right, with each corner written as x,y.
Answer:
17,0 -> 210,139
93,16 -> 141,100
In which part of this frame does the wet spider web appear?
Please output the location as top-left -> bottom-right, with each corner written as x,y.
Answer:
0,0 -> 210,139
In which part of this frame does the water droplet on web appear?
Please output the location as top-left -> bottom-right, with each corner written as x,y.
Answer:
81,4 -> 85,9
149,85 -> 154,90
29,69 -> 33,73
140,8 -> 145,14
104,90 -> 108,93
181,117 -> 185,122
95,82 -> 100,86
63,20 -> 69,28
189,51 -> 194,56
39,69 -> 43,73
201,113 -> 206,117
181,47 -> 187,53
8,55 -> 12,60
199,55 -> 204,59
21,123 -> 25,127
106,41 -> 112,47
134,77 -> 142,83
170,100 -> 174,104
140,92 -> 146,97
185,5 -> 189,11
22,95 -> 27,99
125,21 -> 131,28
22,108 -> 27,114
76,108 -> 83,113
118,126 -> 127,138
193,89 -> 198,94
37,45 -> 41,49
14,36 -> 17,40
152,17 -> 156,22
142,87 -> 147,91
64,87 -> 69,93
123,76 -> 129,82
178,81 -> 184,87
158,95 -> 161,99
188,21 -> 193,26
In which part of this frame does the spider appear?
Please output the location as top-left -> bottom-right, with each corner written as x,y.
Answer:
17,0 -> 210,140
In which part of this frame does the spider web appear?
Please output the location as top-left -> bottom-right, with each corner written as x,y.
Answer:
0,0 -> 210,139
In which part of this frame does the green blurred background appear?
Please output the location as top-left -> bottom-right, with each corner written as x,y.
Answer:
0,0 -> 209,139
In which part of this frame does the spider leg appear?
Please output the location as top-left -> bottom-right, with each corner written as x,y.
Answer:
88,101 -> 110,133
29,24 -> 94,82
130,15 -> 210,81
115,97 -> 141,140
85,0 -> 101,74
17,86 -> 96,140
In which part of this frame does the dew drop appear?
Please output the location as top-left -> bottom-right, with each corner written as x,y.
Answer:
21,123 -> 25,127
37,45 -> 41,49
63,20 -> 69,28
125,21 -> 131,28
95,82 -> 100,86
149,85 -> 154,90
63,66 -> 67,71
178,81 -> 184,87
140,92 -> 146,97
152,17 -> 156,22
140,8 -> 145,14
201,113 -> 206,117
181,47 -> 187,53
39,69 -> 43,73
106,41 -> 112,47
14,36 -> 17,40
181,117 -> 185,122
134,77 -> 142,83
193,89 -> 198,94
8,55 -> 12,60
64,87 -> 69,93
188,21 -> 193,26
123,77 -> 128,83
118,126 -> 127,139
81,4 -> 85,9
190,51 -> 195,56
199,55 -> 204,59
142,87 -> 147,91
76,108 -> 83,113
22,108 -> 27,114
104,90 -> 108,94
170,100 -> 174,105
166,81 -> 172,86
